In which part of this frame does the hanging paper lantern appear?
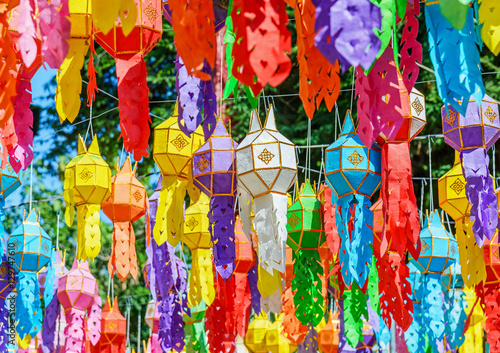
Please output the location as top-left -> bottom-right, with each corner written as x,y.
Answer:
318,311 -> 340,353
439,151 -> 488,286
312,0 -> 382,72
0,162 -> 21,256
183,192 -> 215,307
234,217 -> 256,338
57,259 -> 102,353
183,303 -> 208,353
55,0 -> 92,123
325,111 -> 382,287
152,104 -> 204,247
102,156 -> 147,281
91,297 -> 126,353
265,314 -> 297,353
236,106 -> 297,292
8,209 -> 52,345
64,135 -> 111,261
425,1 -> 485,116
40,250 -> 69,353
441,95 -> 500,246
230,0 -> 292,97
193,118 -> 238,279
145,300 -> 161,349
245,313 -> 270,353
92,0 -> 137,38
408,210 -> 458,350
286,180 -> 326,326
94,0 -> 162,160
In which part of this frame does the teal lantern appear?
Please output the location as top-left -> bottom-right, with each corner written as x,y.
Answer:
8,209 -> 52,342
325,111 -> 381,287
409,210 -> 458,350
0,162 -> 21,256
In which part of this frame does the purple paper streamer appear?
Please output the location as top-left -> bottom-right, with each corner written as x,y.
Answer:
41,296 -> 59,353
247,261 -> 261,314
0,300 -> 7,351
462,149 -> 498,246
172,257 -> 188,352
208,196 -> 236,279
175,57 -> 217,140
339,300 -> 375,353
313,0 -> 382,72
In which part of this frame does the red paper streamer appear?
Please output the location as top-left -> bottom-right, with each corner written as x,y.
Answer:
399,2 -> 422,92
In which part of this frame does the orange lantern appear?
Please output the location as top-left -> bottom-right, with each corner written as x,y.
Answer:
102,156 -> 148,281
318,312 -> 340,353
91,297 -> 127,353
94,0 -> 162,161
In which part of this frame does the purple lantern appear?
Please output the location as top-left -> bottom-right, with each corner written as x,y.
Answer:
441,95 -> 500,246
192,118 -> 238,279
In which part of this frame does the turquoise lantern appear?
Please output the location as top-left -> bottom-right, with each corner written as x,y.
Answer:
325,111 -> 381,287
0,162 -> 21,255
409,210 -> 458,350
8,209 -> 52,342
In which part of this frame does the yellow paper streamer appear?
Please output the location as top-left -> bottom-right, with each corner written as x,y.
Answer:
188,248 -> 215,307
55,40 -> 89,123
479,0 -> 500,55
459,288 -> 484,353
456,218 -> 486,287
257,266 -> 282,298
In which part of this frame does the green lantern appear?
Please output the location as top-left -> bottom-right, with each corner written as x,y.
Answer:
286,180 -> 326,326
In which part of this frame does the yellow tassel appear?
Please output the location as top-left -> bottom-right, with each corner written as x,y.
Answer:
258,266 -> 282,297
456,218 -> 486,287
56,40 -> 89,124
77,204 -> 102,260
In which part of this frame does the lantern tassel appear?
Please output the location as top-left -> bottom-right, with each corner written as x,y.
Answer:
461,149 -> 498,246
336,194 -> 373,287
0,299 -> 8,351
86,37 -> 98,106
9,76 -> 34,172
404,299 -> 426,353
377,253 -> 413,330
423,273 -> 446,348
115,54 -> 151,161
87,295 -> 102,346
381,143 -> 421,260
109,221 -> 138,281
0,118 -> 16,169
63,309 -> 86,352
41,294 -> 59,353
253,193 -> 288,275
455,218 -> 486,286
292,250 -> 324,326
76,204 -> 101,261
188,248 -> 215,307
343,283 -> 368,348
208,196 -> 236,279
153,175 -> 187,247
55,40 -> 89,123
16,272 -> 42,341
281,286 -> 308,344
444,290 -> 467,349
234,273 -> 251,338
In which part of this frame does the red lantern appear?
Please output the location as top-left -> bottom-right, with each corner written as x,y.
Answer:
94,297 -> 127,353
94,0 -> 162,161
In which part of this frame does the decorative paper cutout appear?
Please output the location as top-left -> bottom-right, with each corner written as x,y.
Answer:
102,156 -> 147,281
94,0 -> 162,160
399,1 -> 422,92
193,118 -> 238,279
479,0 -> 500,55
64,135 -> 111,261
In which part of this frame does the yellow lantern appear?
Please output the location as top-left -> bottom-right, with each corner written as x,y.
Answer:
438,151 -> 491,286
64,135 -> 111,260
245,313 -> 270,353
266,314 -> 297,353
183,192 -> 215,307
55,0 -> 92,123
153,104 -> 204,246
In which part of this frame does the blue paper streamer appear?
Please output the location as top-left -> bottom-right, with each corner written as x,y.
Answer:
16,272 -> 43,340
43,251 -> 56,305
423,273 -> 445,349
405,268 -> 426,353
444,290 -> 467,350
425,3 -> 485,115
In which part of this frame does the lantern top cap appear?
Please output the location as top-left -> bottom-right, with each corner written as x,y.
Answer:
340,110 -> 355,138
104,296 -> 120,312
213,117 -> 229,136
117,155 -> 137,174
299,179 -> 317,197
249,105 -> 278,133
77,135 -> 100,156
24,208 -> 40,224
71,257 -> 90,271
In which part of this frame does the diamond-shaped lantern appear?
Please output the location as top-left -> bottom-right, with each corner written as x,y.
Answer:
441,95 -> 500,246
318,312 -> 340,353
64,135 -> 111,261
57,259 -> 101,351
145,299 -> 160,333
183,192 -> 215,307
94,0 -> 163,160
98,297 -> 127,351
245,313 -> 270,353
438,151 -> 489,287
102,156 -> 147,281
153,104 -> 204,247
325,111 -> 381,287
193,118 -> 238,279
286,180 -> 326,326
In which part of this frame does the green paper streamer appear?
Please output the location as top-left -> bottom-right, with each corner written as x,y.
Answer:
222,0 -> 259,108
396,0 -> 407,21
343,282 -> 368,348
367,255 -> 380,315
370,0 -> 399,68
292,250 -> 324,326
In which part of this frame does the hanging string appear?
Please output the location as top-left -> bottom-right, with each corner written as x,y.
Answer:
307,118 -> 312,181
493,144 -> 496,179
420,179 -> 426,227
443,210 -> 453,235
350,68 -> 356,112
56,212 -> 60,249
219,30 -> 223,116
317,147 -> 325,187
107,271 -> 112,299
29,158 -> 33,212
137,312 -> 142,353
111,276 -> 114,302
428,137 -> 434,211
126,296 -> 132,347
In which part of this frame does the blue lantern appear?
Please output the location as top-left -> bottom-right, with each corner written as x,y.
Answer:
325,111 -> 381,286
8,209 -> 52,345
409,210 -> 458,349
0,162 -> 21,256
